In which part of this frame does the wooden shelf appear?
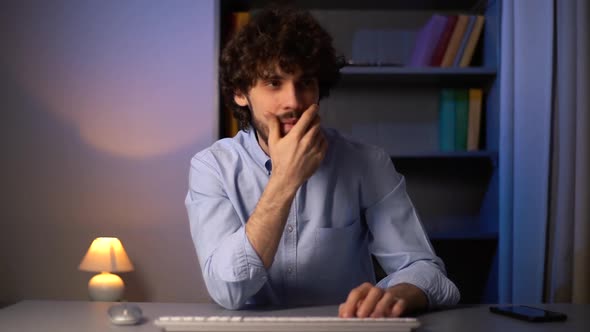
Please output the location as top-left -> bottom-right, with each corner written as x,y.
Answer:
240,0 -> 483,11
339,66 -> 497,87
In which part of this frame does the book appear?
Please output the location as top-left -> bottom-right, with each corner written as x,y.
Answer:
440,15 -> 470,67
430,16 -> 458,66
467,88 -> 483,151
233,12 -> 250,31
453,16 -> 476,66
439,89 -> 456,151
408,14 -> 448,67
459,16 -> 485,67
454,89 -> 469,151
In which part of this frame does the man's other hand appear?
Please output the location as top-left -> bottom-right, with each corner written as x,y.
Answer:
338,282 -> 428,318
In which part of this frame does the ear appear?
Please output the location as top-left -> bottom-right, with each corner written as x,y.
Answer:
234,91 -> 249,107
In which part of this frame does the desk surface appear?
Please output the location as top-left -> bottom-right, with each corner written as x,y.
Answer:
0,300 -> 588,332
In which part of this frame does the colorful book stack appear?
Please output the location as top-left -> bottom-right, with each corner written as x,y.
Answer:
439,88 -> 483,152
409,14 -> 485,67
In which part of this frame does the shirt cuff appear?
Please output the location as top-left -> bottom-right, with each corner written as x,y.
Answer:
376,261 -> 460,308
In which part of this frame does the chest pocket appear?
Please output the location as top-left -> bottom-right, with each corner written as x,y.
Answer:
314,218 -> 369,283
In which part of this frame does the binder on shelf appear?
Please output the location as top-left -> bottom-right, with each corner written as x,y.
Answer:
459,16 -> 485,67
439,89 -> 456,152
454,89 -> 469,151
467,88 -> 483,151
408,14 -> 448,67
440,15 -> 470,67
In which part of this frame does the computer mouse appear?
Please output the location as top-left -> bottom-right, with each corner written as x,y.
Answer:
107,303 -> 143,325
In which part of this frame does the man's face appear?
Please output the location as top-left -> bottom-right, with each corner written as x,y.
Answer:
234,66 -> 320,153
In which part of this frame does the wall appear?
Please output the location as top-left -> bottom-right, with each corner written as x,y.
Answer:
0,0 -> 217,304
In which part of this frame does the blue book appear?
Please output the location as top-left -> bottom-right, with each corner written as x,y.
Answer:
439,89 -> 456,151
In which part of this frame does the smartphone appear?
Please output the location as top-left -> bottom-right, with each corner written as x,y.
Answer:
489,305 -> 567,322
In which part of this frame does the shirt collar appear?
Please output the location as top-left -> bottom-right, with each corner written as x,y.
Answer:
244,127 -> 272,173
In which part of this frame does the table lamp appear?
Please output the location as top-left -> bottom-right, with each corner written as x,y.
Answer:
78,237 -> 134,301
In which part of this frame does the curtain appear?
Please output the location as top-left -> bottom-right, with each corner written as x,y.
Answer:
500,0 -> 590,304
499,0 -> 554,303
545,0 -> 590,304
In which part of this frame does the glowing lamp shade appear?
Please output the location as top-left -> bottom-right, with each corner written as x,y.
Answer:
79,237 -> 134,301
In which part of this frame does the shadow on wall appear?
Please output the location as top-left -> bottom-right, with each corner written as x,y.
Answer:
0,0 -> 217,303
123,272 -> 149,302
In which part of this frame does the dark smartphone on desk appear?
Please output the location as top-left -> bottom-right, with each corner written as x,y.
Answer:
489,305 -> 567,322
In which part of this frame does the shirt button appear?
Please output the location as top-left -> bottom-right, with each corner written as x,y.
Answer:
287,267 -> 293,274
287,225 -> 294,233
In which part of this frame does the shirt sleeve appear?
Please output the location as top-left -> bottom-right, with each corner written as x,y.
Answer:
185,154 -> 268,310
364,149 -> 461,307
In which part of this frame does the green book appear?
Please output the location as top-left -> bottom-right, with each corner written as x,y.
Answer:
439,89 -> 456,151
454,89 -> 469,151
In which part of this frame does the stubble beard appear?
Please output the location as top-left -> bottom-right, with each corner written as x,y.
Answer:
251,115 -> 269,148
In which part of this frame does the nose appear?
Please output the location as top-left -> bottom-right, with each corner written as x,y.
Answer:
281,82 -> 302,111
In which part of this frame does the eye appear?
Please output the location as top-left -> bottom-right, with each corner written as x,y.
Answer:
265,80 -> 281,88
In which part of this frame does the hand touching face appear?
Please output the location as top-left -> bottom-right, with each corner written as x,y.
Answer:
264,104 -> 327,190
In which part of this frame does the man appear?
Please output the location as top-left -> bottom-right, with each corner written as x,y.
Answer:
185,7 -> 460,317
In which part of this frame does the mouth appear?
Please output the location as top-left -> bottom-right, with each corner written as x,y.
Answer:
280,118 -> 298,125
277,111 -> 301,124
277,112 -> 301,134
276,114 -> 299,135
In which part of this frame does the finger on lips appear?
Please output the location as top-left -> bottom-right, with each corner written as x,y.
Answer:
264,112 -> 281,142
291,104 -> 319,137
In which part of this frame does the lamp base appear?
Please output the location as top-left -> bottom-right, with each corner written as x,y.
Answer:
88,272 -> 124,301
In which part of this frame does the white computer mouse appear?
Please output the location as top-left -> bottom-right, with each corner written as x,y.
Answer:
107,303 -> 143,325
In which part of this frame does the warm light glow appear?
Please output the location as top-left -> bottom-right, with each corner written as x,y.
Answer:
3,1 -> 217,159
79,237 -> 134,273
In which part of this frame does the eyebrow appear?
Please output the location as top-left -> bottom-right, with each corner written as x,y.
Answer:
260,73 -> 317,81
260,74 -> 284,81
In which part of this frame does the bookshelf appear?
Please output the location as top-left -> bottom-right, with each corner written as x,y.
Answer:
218,0 -> 501,304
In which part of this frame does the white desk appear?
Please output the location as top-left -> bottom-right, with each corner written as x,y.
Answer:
0,300 -> 588,331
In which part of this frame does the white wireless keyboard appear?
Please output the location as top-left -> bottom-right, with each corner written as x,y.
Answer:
154,315 -> 420,332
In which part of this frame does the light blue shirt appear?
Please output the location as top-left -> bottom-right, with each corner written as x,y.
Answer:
185,127 -> 460,310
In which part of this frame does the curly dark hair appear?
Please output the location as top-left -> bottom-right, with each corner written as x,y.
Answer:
220,6 -> 343,131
